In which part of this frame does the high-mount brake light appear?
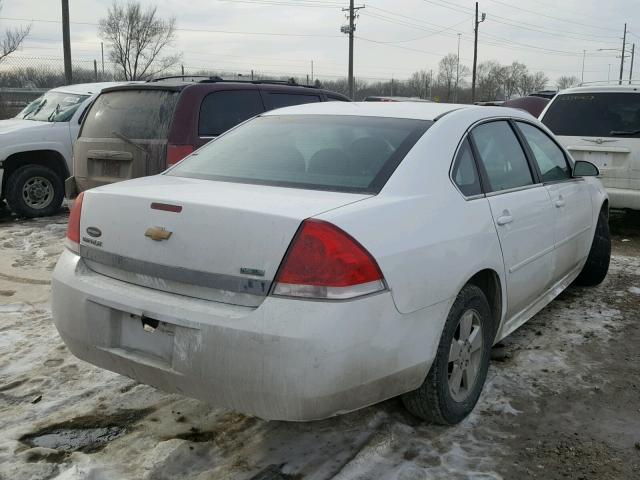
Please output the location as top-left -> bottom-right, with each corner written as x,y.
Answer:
272,219 -> 385,300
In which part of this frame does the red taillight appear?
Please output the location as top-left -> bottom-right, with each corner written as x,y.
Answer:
167,144 -> 194,165
66,191 -> 84,252
272,219 -> 385,299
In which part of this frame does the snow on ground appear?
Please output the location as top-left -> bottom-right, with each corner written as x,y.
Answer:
1,213 -> 639,480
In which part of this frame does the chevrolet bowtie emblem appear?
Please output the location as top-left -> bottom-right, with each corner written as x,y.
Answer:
145,226 -> 172,241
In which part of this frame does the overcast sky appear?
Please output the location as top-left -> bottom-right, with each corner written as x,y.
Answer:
1,0 -> 638,85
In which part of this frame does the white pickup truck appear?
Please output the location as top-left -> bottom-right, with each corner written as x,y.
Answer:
0,82 -> 127,217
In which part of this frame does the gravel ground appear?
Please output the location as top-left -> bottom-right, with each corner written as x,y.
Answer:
0,206 -> 639,480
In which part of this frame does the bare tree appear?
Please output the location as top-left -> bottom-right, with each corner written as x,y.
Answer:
99,1 -> 181,80
437,54 -> 459,102
517,71 -> 549,96
0,1 -> 31,64
407,70 -> 434,99
502,62 -> 528,99
476,61 -> 505,101
556,75 -> 580,90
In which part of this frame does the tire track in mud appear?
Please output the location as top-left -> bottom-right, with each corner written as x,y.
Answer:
0,272 -> 50,285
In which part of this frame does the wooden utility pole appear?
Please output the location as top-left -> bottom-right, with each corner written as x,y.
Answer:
471,3 -> 485,103
619,22 -> 627,85
342,1 -> 364,99
629,44 -> 635,84
61,0 -> 72,85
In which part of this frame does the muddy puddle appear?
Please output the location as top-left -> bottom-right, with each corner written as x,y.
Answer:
19,408 -> 153,453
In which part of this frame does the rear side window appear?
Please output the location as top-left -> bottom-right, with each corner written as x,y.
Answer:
452,139 -> 482,196
199,90 -> 265,137
517,122 -> 571,182
471,121 -> 534,192
81,90 -> 179,139
542,92 -> 640,137
265,93 -> 321,109
169,115 -> 431,194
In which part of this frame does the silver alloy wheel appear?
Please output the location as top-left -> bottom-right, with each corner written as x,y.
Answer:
448,309 -> 483,402
22,176 -> 54,209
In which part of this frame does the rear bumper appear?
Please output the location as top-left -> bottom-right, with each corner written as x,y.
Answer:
52,250 -> 450,421
605,186 -> 640,210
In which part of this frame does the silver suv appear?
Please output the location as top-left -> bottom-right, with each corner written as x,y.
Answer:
540,85 -> 640,210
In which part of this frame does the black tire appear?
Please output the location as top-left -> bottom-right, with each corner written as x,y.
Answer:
402,284 -> 493,425
5,164 -> 64,218
574,208 -> 611,286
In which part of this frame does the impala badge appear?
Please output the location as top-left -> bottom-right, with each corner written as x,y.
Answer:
145,226 -> 172,241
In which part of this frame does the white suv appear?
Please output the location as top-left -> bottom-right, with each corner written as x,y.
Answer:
0,82 -> 128,217
540,85 -> 640,210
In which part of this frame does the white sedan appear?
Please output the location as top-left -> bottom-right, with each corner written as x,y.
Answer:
52,102 -> 610,424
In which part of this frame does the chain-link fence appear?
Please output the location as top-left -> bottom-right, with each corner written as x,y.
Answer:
0,54 -> 330,118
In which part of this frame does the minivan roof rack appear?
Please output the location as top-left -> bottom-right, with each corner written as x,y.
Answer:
148,75 -> 212,83
147,75 -> 319,89
577,80 -> 640,87
197,78 -> 319,88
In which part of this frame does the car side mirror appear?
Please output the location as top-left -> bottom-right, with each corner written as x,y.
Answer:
573,160 -> 599,177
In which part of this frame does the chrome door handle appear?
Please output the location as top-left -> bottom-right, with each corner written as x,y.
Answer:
555,198 -> 566,208
496,215 -> 513,226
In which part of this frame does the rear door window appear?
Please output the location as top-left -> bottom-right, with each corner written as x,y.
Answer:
81,89 -> 179,139
541,92 -> 640,137
264,93 -> 322,110
326,94 -> 349,102
471,121 -> 534,192
199,90 -> 265,137
516,122 -> 571,182
452,139 -> 482,196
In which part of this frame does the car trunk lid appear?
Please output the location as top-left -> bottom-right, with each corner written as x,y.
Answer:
78,176 -> 370,307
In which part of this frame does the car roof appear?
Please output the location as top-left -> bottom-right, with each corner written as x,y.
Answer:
558,85 -> 640,95
261,101 -> 474,120
52,82 -> 137,96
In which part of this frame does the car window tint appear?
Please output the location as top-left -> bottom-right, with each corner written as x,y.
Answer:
266,93 -> 321,109
541,92 -> 640,137
81,90 -> 179,139
471,121 -> 534,192
199,90 -> 264,137
326,94 -> 349,102
169,115 -> 431,194
517,122 -> 571,182
452,139 -> 482,196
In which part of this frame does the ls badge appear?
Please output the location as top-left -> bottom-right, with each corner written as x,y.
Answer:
145,226 -> 172,241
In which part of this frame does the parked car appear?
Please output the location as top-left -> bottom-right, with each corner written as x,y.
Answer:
0,82 -> 130,217
530,90 -> 558,100
540,85 -> 640,210
52,102 -> 610,424
502,95 -> 550,117
364,96 -> 432,102
66,78 -> 350,197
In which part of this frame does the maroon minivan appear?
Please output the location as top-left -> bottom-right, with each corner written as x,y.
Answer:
67,77 -> 349,197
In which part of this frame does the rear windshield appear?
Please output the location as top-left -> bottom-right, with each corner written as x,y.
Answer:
81,89 -> 179,140
542,92 -> 640,137
168,115 -> 431,193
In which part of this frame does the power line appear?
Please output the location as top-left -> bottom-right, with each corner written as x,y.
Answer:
485,0 -> 621,33
217,0 -> 344,7
0,16 -> 343,39
420,0 -> 621,41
